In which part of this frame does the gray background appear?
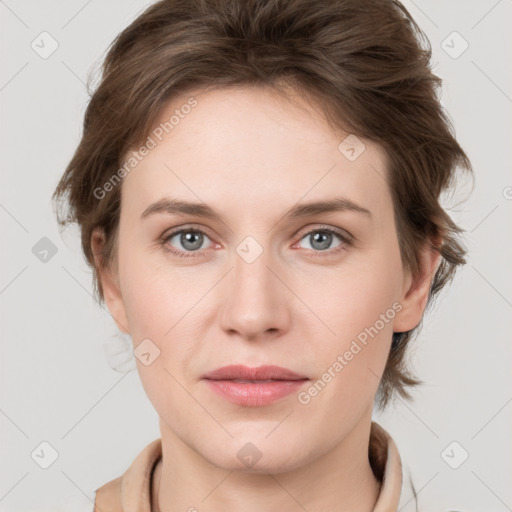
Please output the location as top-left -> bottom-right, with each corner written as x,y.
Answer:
1,0 -> 511,510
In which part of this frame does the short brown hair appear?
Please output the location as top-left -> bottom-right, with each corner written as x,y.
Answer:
52,0 -> 473,409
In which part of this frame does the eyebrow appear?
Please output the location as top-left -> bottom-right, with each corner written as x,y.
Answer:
140,197 -> 372,223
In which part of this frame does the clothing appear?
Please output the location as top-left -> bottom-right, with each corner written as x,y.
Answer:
61,421 -> 402,511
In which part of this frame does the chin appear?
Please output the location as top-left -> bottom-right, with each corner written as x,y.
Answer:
200,436 -> 313,475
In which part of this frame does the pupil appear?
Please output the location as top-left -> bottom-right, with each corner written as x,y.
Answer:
312,232 -> 331,250
182,231 -> 202,250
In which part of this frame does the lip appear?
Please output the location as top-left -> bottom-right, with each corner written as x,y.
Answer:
203,365 -> 309,407
203,364 -> 308,381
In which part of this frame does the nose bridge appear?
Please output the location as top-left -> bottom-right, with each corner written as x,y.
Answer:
220,238 -> 288,338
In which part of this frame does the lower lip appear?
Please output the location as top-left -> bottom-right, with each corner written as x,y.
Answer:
204,379 -> 309,406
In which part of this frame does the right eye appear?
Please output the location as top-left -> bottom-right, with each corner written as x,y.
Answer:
161,227 -> 214,258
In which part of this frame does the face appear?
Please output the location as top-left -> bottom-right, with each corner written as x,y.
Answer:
95,85 -> 435,473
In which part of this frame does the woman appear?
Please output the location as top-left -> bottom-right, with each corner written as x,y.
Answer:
52,0 -> 472,510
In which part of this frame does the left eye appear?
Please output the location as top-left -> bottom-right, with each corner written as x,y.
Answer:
295,228 -> 347,252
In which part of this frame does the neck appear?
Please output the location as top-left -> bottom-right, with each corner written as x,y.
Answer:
152,413 -> 381,512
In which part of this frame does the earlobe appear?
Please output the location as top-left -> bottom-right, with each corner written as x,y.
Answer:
91,228 -> 130,334
393,241 -> 442,334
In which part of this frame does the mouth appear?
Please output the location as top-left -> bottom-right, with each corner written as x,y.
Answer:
202,365 -> 309,406
228,379 -> 288,383
202,364 -> 308,381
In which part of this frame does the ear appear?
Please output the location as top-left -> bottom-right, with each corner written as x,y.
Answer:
91,228 -> 130,334
393,238 -> 442,333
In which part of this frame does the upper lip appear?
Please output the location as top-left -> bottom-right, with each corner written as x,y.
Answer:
203,365 -> 308,381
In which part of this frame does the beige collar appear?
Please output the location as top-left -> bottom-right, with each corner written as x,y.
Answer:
94,421 -> 402,512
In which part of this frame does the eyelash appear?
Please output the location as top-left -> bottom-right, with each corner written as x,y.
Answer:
159,225 -> 353,259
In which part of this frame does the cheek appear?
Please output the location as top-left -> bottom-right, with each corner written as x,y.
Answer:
303,251 -> 402,382
119,241 -> 193,337
315,253 -> 400,329
118,247 -> 206,385
118,253 -> 197,417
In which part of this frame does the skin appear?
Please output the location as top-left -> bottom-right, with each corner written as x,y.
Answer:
92,84 -> 440,512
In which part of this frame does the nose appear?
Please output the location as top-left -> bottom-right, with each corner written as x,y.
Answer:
219,247 -> 290,342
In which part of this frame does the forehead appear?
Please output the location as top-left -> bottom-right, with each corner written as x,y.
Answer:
120,85 -> 391,222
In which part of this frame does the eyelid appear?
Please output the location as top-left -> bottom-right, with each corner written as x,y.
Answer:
294,224 -> 354,243
161,223 -> 215,241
